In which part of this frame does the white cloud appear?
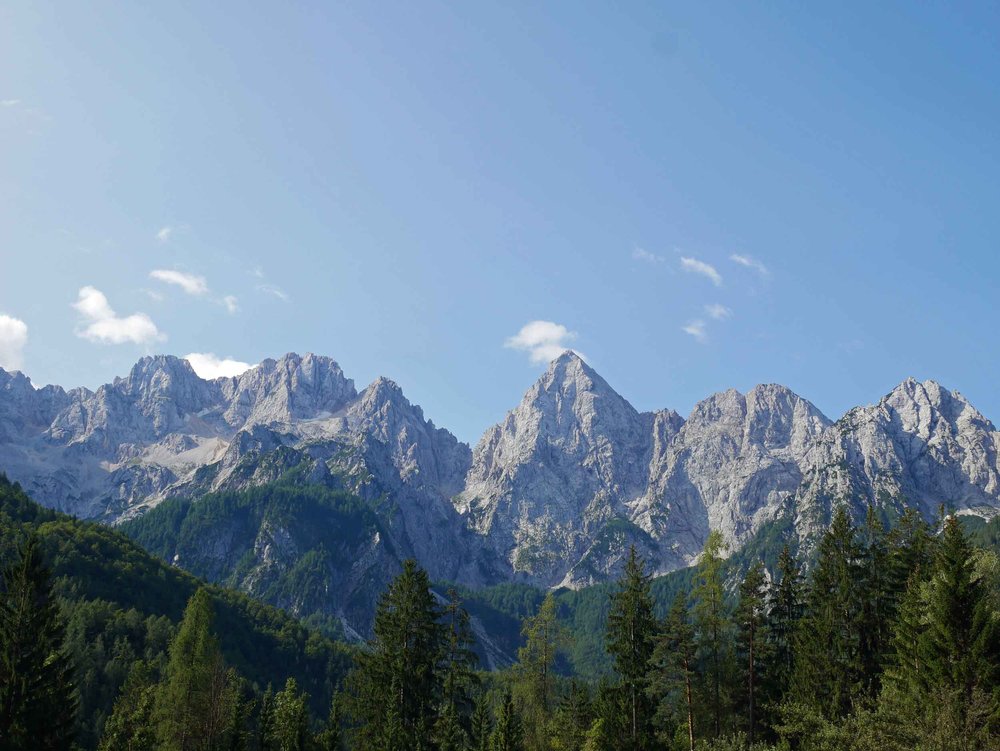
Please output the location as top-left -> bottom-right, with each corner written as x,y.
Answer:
730,254 -> 769,276
504,320 -> 582,364
705,304 -> 732,320
156,226 -> 173,243
0,315 -> 28,370
632,248 -> 665,264
682,320 -> 708,342
680,257 -> 722,286
149,269 -> 209,296
1,99 -> 21,107
183,353 -> 254,380
256,284 -> 289,301
73,286 -> 164,345
251,266 -> 265,279
222,295 -> 239,314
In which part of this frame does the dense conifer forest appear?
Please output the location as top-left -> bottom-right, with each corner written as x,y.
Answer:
3,472 -> 1000,750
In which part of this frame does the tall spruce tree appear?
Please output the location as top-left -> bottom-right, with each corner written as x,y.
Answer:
857,506 -> 894,698
922,517 -> 1000,728
763,543 -> 802,712
154,587 -> 238,751
470,694 -> 493,751
438,587 -> 478,744
346,559 -> 445,750
490,689 -> 523,751
0,533 -> 77,750
317,690 -> 343,751
734,560 -> 768,743
605,545 -> 657,750
99,660 -> 157,751
881,516 -> 1000,746
647,592 -> 697,751
792,506 -> 863,720
691,531 -> 731,738
550,680 -> 592,751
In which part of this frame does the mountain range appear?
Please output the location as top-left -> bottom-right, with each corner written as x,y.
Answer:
2,350 -> 999,599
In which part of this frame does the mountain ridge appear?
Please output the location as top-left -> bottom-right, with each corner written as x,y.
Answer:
2,350 -> 999,593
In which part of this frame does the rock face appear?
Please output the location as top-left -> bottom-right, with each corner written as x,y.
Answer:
0,353 -> 475,584
2,351 -> 1000,593
459,353 -> 1000,587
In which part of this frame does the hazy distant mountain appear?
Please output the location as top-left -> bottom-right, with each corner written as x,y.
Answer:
2,350 -> 999,597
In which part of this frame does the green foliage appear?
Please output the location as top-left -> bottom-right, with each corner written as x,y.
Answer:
692,531 -> 733,739
604,545 -> 657,750
271,677 -> 311,751
733,561 -> 767,742
99,660 -> 157,750
346,559 -> 472,750
514,592 -> 568,747
153,588 -> 239,750
120,483 -> 382,622
0,532 -> 78,750
490,689 -> 523,751
648,592 -> 698,750
0,475 -> 351,747
792,506 -> 864,720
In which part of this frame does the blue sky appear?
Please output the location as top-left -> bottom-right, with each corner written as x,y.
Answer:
2,1 -> 999,443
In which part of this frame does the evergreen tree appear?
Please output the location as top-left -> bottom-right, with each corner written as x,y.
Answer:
605,545 -> 657,750
891,507 -> 934,586
550,680 -> 592,751
0,533 -> 77,750
490,689 -> 523,751
438,587 -> 479,737
99,660 -> 157,751
581,717 -> 611,751
154,587 -> 238,751
470,694 -> 493,751
346,559 -> 445,750
792,506 -> 863,720
317,690 -> 343,751
734,560 -> 767,743
515,591 -> 567,747
763,544 -> 802,711
922,516 -> 1000,729
435,698 -> 466,751
270,677 -> 310,751
647,592 -> 697,751
257,685 -> 276,751
857,506 -> 894,698
691,531 -> 731,738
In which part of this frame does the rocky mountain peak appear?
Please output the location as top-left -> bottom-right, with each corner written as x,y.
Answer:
223,352 -> 357,428
879,378 -> 994,433
116,355 -> 218,417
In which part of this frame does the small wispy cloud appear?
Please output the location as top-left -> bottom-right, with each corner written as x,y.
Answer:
0,314 -> 28,371
632,248 -> 665,264
183,352 -> 254,379
505,320 -> 583,365
222,295 -> 240,314
705,304 -> 732,320
73,287 -> 164,345
256,284 -> 289,301
156,226 -> 173,243
251,266 -> 265,279
682,320 -> 708,342
1,99 -> 21,107
680,257 -> 722,286
730,254 -> 769,276
149,269 -> 209,296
